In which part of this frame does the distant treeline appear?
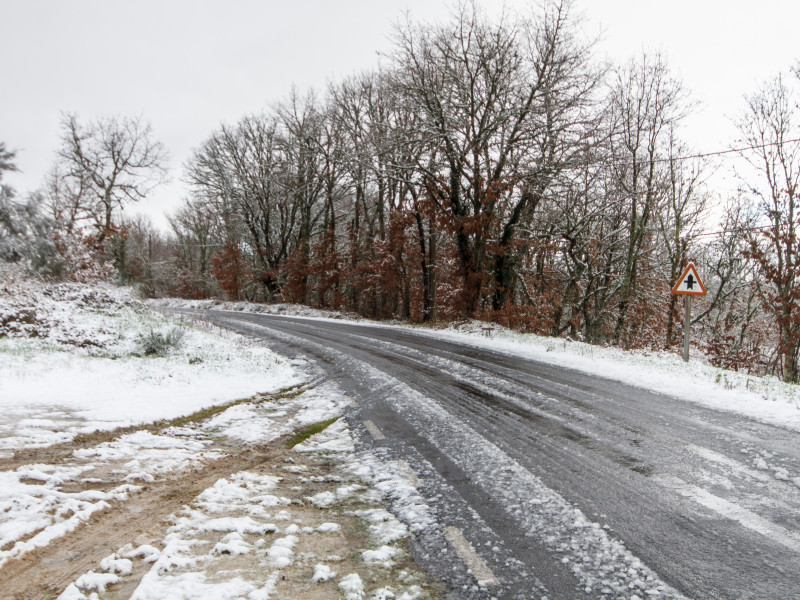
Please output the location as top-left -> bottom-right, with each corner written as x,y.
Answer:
4,1 -> 800,383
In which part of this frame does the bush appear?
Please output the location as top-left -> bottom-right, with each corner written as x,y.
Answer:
137,327 -> 185,356
0,305 -> 46,338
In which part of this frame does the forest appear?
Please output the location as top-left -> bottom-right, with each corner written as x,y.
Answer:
3,1 -> 800,382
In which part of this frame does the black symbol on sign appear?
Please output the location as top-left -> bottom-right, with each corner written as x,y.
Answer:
686,274 -> 695,290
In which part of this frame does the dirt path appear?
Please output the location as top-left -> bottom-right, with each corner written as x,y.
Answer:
0,387 -> 441,600
1,442 -> 286,600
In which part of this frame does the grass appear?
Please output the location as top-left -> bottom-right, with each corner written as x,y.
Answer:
285,417 -> 340,449
72,383 -> 307,446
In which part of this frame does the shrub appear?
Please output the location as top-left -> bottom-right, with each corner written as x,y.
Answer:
137,327 -> 185,356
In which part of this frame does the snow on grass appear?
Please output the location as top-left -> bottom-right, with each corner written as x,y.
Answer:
355,508 -> 410,546
152,297 -> 365,322
363,544 -> 403,568
73,430 -> 222,482
130,572 -> 259,600
202,402 -> 291,443
0,282 -> 302,454
339,573 -> 366,600
312,563 -> 337,582
0,382 -> 320,568
293,417 -> 355,453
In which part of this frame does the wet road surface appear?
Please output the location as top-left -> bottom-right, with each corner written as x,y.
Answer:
179,310 -> 800,600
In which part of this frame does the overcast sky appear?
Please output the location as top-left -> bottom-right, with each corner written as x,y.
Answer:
2,0 -> 799,229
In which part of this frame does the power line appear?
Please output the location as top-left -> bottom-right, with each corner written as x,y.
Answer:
649,137 -> 800,164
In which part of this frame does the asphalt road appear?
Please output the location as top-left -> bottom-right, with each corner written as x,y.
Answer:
180,310 -> 800,600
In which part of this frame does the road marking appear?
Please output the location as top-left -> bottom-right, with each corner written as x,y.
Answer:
656,475 -> 800,553
396,460 -> 422,487
363,420 -> 385,441
686,444 -> 770,483
443,526 -> 498,587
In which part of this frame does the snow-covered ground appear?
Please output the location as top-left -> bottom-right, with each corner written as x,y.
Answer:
51,385 -> 431,600
0,282 -> 302,454
0,281 -> 436,599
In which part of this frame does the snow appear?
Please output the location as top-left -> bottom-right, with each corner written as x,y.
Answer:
195,301 -> 800,433
74,571 -> 120,593
73,430 -> 222,479
339,573 -> 366,599
307,490 -> 337,508
266,534 -> 299,568
152,297 -> 364,322
359,456 -> 435,535
411,321 -> 800,433
363,544 -> 403,567
294,417 -> 356,453
130,572 -> 258,600
0,461 -> 142,569
0,282 -> 302,455
312,563 -> 337,582
125,544 -> 162,562
212,531 -> 252,556
356,508 -> 409,546
99,553 -> 133,575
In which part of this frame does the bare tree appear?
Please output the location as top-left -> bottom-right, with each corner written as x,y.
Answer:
607,52 -> 690,345
734,73 -> 800,381
53,113 -> 168,243
391,0 -> 598,316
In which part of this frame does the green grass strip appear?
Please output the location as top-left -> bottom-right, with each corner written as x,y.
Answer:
286,417 -> 340,449
73,383 -> 307,446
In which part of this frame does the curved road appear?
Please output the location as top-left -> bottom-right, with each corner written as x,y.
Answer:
180,310 -> 800,600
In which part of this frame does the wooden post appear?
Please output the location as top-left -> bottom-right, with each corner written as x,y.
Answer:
683,295 -> 691,362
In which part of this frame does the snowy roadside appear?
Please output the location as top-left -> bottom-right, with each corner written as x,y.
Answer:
405,321 -> 800,433
155,299 -> 800,434
0,378 -> 436,599
49,382 -> 435,600
0,282 -> 302,454
0,282 -> 440,599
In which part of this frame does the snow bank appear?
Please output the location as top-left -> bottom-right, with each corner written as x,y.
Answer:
0,281 -> 302,453
176,294 -> 800,433
419,320 -> 800,433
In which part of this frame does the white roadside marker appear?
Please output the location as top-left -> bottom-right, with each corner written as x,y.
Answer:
443,526 -> 499,587
363,420 -> 386,441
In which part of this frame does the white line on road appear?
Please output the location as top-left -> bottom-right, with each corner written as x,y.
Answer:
396,460 -> 422,487
443,526 -> 499,587
656,475 -> 800,553
363,420 -> 386,441
686,444 -> 770,483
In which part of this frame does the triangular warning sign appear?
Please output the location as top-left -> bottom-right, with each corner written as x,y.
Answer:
672,262 -> 706,296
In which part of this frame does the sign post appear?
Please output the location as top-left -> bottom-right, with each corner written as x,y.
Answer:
671,262 -> 707,362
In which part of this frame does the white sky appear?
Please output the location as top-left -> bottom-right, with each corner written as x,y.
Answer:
2,0 -> 798,230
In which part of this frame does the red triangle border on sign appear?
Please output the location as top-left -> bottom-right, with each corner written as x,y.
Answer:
672,262 -> 707,296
